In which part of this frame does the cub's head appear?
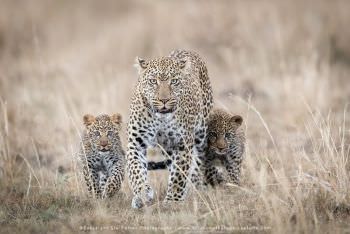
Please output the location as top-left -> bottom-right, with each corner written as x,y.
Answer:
207,109 -> 243,155
83,114 -> 122,153
135,56 -> 188,114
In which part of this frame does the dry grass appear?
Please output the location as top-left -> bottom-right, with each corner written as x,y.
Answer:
1,0 -> 350,233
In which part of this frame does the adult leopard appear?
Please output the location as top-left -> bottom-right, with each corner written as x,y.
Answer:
127,49 -> 213,208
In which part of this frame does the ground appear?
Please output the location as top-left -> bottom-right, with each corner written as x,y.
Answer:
0,0 -> 350,233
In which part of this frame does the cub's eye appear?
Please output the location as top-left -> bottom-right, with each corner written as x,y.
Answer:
107,131 -> 114,138
225,133 -> 233,139
208,132 -> 217,142
149,79 -> 157,85
171,79 -> 179,85
94,131 -> 101,137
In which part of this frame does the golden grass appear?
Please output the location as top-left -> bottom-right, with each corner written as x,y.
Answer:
1,0 -> 350,233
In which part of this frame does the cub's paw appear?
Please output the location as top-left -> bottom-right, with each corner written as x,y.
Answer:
162,198 -> 173,207
194,182 -> 208,191
144,184 -> 155,205
131,195 -> 144,209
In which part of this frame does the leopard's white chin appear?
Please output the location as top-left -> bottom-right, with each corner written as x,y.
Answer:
155,112 -> 175,120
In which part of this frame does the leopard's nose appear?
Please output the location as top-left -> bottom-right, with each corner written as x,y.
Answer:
159,98 -> 170,104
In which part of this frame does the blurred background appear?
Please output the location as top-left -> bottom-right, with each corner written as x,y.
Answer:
0,0 -> 350,232
1,0 -> 349,170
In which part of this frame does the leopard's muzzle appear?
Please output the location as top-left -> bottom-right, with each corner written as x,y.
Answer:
152,98 -> 177,114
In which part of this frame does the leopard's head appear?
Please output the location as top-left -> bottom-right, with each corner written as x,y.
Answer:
135,56 -> 189,114
207,109 -> 243,155
83,114 -> 122,153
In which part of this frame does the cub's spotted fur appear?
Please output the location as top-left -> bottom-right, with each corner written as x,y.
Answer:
204,109 -> 245,186
79,114 -> 125,198
148,109 -> 245,186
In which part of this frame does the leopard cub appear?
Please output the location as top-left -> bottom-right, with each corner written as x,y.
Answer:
204,109 -> 245,186
148,109 -> 245,187
79,114 -> 125,198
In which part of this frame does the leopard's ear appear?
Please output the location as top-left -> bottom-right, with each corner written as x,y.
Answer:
230,115 -> 243,126
83,114 -> 95,127
134,57 -> 148,74
110,113 -> 122,125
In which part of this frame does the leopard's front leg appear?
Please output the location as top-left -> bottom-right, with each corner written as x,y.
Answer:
164,136 -> 194,202
190,124 -> 209,189
127,146 -> 153,208
127,116 -> 155,209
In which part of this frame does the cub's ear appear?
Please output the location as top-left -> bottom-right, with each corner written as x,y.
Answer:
83,114 -> 95,127
230,115 -> 243,126
110,113 -> 122,125
178,59 -> 188,69
134,57 -> 148,73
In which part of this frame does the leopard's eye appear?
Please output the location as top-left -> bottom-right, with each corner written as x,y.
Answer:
208,132 -> 217,142
149,78 -> 157,85
171,78 -> 179,85
94,131 -> 101,137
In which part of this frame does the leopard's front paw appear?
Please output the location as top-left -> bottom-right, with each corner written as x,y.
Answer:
162,197 -> 185,208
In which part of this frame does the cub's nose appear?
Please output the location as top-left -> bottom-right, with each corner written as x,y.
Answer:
216,138 -> 227,150
100,138 -> 108,147
217,145 -> 226,150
